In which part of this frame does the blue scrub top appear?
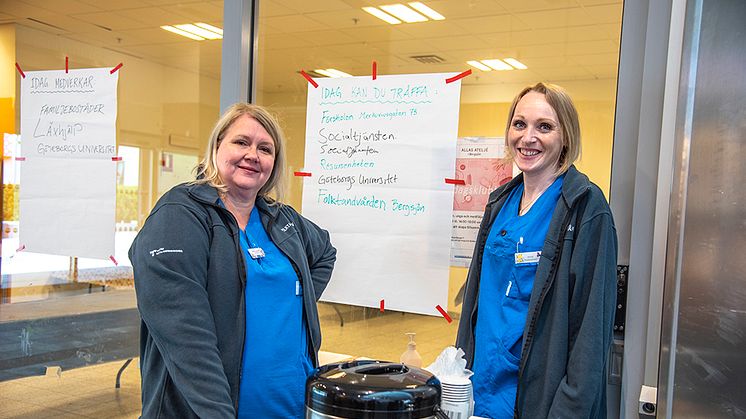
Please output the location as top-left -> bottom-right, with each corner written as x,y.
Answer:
471,175 -> 564,418
236,206 -> 314,419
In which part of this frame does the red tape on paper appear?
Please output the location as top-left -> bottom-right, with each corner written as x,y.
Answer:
445,69 -> 472,84
436,305 -> 452,323
65,56 -> 69,73
380,299 -> 385,312
15,157 -> 26,161
445,178 -> 465,185
112,156 -> 122,161
15,62 -> 25,79
294,171 -> 312,177
109,255 -> 119,266
372,61 -> 377,80
110,63 -> 123,74
300,70 -> 319,88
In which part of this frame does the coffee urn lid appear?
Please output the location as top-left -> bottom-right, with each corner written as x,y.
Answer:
306,360 -> 441,418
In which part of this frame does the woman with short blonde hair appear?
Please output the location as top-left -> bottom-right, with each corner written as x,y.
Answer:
457,83 -> 617,418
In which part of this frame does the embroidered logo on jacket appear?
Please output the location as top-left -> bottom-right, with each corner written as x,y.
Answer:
280,222 -> 295,232
149,248 -> 184,257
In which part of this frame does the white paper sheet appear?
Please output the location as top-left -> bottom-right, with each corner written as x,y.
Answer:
19,68 -> 118,259
301,73 -> 461,316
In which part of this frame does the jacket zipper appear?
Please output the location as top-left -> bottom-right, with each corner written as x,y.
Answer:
513,189 -> 586,418
202,194 -> 318,408
262,211 -> 319,368
512,215 -> 568,419
188,190 -> 254,413
220,206 -> 246,414
467,189 -> 510,366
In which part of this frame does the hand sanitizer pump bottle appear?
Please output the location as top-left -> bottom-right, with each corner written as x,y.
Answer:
400,332 -> 423,368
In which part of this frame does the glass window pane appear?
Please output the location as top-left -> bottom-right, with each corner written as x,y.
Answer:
0,2 -> 223,416
255,0 -> 622,365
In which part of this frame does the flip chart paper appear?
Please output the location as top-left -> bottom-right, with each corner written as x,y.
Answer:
302,73 -> 460,316
20,68 -> 118,259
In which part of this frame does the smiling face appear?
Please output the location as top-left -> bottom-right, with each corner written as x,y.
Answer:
216,114 -> 276,201
508,91 -> 564,181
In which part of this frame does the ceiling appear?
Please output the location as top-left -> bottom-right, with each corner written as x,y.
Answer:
1,0 -> 623,98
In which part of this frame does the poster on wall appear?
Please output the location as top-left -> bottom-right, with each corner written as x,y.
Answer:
301,73 -> 461,316
450,137 -> 514,267
19,68 -> 118,259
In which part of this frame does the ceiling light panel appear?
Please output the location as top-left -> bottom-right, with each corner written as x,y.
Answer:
380,4 -> 428,23
314,69 -> 335,77
161,23 -> 225,41
195,22 -> 223,36
407,2 -> 445,20
504,58 -> 527,69
481,59 -> 513,70
467,60 -> 492,71
314,68 -> 352,78
161,25 -> 205,41
362,6 -> 402,24
325,68 -> 353,77
174,23 -> 222,39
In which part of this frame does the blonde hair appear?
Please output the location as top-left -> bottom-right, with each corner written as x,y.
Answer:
194,103 -> 287,203
504,82 -> 581,176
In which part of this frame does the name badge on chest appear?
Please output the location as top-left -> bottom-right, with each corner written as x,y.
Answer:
248,247 -> 265,259
515,251 -> 541,265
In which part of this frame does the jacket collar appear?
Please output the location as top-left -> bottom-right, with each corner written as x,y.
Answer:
255,194 -> 281,218
487,165 -> 591,208
186,181 -> 219,205
186,182 -> 281,219
558,165 -> 591,208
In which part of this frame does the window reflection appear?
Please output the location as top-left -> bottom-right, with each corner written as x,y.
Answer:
1,1 -> 223,416
255,0 -> 622,364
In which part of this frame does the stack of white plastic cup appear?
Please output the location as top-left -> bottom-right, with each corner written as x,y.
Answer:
439,375 -> 473,419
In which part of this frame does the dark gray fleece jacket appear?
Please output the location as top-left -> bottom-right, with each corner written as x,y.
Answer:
456,166 -> 618,418
130,182 -> 336,418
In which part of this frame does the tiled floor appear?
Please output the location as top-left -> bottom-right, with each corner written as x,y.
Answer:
318,302 -> 460,364
0,360 -> 141,418
0,291 -> 461,418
